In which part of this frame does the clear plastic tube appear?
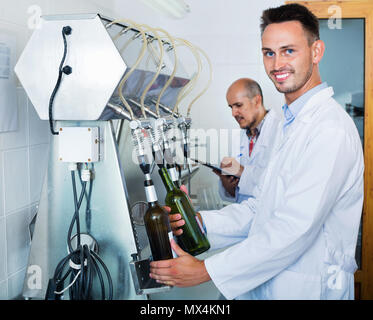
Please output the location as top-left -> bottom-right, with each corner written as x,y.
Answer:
138,24 -> 165,118
107,19 -> 148,120
153,29 -> 178,117
173,38 -> 202,114
186,45 -> 213,116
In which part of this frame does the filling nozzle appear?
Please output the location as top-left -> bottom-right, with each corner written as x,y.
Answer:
153,117 -> 181,187
145,120 -> 164,168
130,120 -> 151,174
155,118 -> 176,167
177,117 -> 192,172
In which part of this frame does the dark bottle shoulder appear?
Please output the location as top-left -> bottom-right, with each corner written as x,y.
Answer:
145,204 -> 168,218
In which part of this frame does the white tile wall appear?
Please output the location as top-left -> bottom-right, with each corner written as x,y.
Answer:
0,89 -> 28,151
0,280 -> 6,299
0,217 -> 6,284
28,100 -> 50,146
0,89 -> 33,300
3,148 -> 30,214
6,208 -> 31,276
7,268 -> 27,300
29,144 -> 48,204
0,152 -> 4,219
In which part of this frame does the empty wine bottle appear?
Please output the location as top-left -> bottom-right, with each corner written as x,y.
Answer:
159,167 -> 210,256
143,178 -> 175,261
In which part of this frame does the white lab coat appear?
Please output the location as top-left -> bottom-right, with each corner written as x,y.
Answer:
218,109 -> 281,203
201,86 -> 364,300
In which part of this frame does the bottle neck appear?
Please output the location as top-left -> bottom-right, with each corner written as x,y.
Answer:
144,179 -> 158,204
167,165 -> 179,185
159,167 -> 177,192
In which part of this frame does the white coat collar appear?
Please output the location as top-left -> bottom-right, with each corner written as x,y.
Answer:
295,86 -> 335,123
275,86 -> 334,153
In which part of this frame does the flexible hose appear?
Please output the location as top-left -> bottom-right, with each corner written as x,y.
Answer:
50,166 -> 113,300
153,28 -> 178,116
172,38 -> 202,114
107,19 -> 148,119
186,45 -> 213,116
48,26 -> 72,135
138,24 -> 165,118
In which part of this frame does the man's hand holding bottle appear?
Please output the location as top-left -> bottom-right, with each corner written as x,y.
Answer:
164,184 -> 203,237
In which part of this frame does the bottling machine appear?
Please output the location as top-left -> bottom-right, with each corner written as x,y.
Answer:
15,13 -> 214,300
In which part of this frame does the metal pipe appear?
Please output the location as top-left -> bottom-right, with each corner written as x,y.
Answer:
128,99 -> 159,119
151,99 -> 179,118
180,165 -> 199,183
100,15 -> 171,47
107,103 -> 132,121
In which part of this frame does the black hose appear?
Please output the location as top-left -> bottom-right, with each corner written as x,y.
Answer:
49,168 -> 114,300
71,171 -> 81,248
90,253 -> 106,300
67,173 -> 86,254
48,26 -> 72,135
77,164 -> 94,233
83,245 -> 93,299
91,251 -> 114,300
78,245 -> 84,298
58,268 -> 72,284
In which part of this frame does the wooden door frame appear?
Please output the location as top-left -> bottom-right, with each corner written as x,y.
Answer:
286,0 -> 373,299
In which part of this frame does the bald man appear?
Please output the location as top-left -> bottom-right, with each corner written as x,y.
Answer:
215,78 -> 281,203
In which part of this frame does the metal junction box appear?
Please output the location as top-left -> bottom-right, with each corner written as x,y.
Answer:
58,126 -> 100,163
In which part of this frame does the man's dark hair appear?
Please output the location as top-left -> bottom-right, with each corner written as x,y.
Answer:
260,3 -> 320,45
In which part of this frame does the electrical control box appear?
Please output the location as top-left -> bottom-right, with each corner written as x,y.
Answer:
58,127 -> 100,163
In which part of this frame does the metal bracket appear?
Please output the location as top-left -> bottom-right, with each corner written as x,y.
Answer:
129,255 -> 172,295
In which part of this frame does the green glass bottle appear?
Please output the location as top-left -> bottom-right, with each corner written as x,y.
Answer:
143,179 -> 175,261
159,167 -> 210,256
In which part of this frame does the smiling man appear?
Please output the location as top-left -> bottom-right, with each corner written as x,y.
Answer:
261,6 -> 325,110
150,4 -> 364,300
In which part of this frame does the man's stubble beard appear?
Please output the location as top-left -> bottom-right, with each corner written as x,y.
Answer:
272,61 -> 313,94
242,118 -> 257,132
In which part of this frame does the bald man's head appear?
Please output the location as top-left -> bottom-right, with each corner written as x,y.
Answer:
226,78 -> 266,132
227,78 -> 264,105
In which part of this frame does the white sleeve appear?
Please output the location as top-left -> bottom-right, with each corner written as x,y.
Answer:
200,197 -> 257,251
218,179 -> 236,203
204,127 -> 362,299
217,129 -> 244,202
235,164 -> 253,197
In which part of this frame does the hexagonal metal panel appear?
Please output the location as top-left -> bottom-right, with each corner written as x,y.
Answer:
15,14 -> 127,120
